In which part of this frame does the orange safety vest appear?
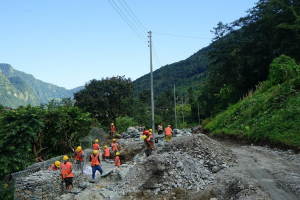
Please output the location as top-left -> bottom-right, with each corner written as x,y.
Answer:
165,127 -> 172,135
104,148 -> 110,157
61,162 -> 73,178
91,154 -> 100,167
93,143 -> 99,150
115,156 -> 120,167
143,130 -> 149,135
112,142 -> 118,151
75,150 -> 84,161
110,125 -> 115,133
47,164 -> 59,171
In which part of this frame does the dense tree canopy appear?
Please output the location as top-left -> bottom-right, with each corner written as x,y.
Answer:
74,76 -> 135,127
197,0 -> 300,117
0,99 -> 93,180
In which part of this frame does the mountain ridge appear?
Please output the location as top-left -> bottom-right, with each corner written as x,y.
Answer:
0,63 -> 83,108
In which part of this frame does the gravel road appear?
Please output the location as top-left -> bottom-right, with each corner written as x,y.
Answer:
215,140 -> 300,200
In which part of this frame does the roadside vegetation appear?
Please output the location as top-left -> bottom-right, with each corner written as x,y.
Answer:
204,55 -> 300,150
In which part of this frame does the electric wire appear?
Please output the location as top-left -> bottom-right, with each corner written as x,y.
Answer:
152,32 -> 211,39
152,43 -> 162,68
109,0 -> 147,43
108,0 -> 165,69
122,0 -> 148,33
107,0 -> 148,44
110,0 -> 147,39
118,0 -> 148,34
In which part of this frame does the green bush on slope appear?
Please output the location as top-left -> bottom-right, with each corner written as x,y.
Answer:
205,55 -> 300,150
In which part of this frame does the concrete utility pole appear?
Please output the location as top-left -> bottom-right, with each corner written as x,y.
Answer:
174,85 -> 177,129
181,100 -> 184,129
198,103 -> 200,125
148,31 -> 155,141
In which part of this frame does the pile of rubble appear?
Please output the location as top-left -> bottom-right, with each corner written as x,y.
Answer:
122,127 -> 141,140
105,134 -> 237,197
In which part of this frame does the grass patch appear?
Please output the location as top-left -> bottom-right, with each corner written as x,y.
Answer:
205,77 -> 300,150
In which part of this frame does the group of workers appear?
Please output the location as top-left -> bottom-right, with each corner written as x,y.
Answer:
47,137 -> 120,191
47,122 -> 175,191
141,124 -> 173,156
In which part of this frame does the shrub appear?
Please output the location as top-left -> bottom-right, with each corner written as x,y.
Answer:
268,55 -> 300,85
116,116 -> 138,133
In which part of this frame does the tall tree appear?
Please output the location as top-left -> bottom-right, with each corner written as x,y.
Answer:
74,76 -> 135,127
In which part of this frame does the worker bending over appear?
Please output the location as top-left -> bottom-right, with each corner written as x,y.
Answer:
47,161 -> 60,171
142,135 -> 153,157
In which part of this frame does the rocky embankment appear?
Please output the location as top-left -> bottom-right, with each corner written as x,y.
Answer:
14,127 -> 300,200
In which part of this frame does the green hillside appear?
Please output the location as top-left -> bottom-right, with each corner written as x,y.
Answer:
133,46 -> 210,96
0,64 -> 83,108
204,56 -> 300,150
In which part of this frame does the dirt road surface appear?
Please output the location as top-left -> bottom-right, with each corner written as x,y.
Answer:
216,140 -> 300,200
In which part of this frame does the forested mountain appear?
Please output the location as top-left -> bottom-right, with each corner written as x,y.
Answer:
194,0 -> 300,119
0,64 -> 83,108
133,46 -> 210,96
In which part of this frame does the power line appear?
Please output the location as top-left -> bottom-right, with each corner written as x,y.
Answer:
110,0 -> 147,39
118,0 -> 148,34
107,0 -> 148,44
152,32 -> 212,39
122,0 -> 148,32
152,43 -> 162,68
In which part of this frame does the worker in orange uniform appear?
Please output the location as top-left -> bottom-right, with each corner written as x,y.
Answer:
93,139 -> 100,150
142,128 -> 149,136
89,150 -> 103,180
165,125 -> 173,142
148,131 -> 155,150
142,135 -> 153,157
110,123 -> 115,138
104,145 -> 110,160
74,146 -> 85,171
148,129 -> 153,140
115,152 -> 120,168
47,161 -> 60,171
112,139 -> 119,157
61,156 -> 73,190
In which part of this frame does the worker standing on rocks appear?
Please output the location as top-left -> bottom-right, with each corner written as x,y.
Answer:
112,139 -> 119,157
110,123 -> 115,138
47,161 -> 60,171
104,145 -> 110,160
90,150 -> 103,180
74,146 -> 85,171
157,122 -> 163,135
115,152 -> 120,168
61,156 -> 73,191
142,135 -> 152,157
93,139 -> 100,150
148,131 -> 155,150
165,125 -> 173,142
